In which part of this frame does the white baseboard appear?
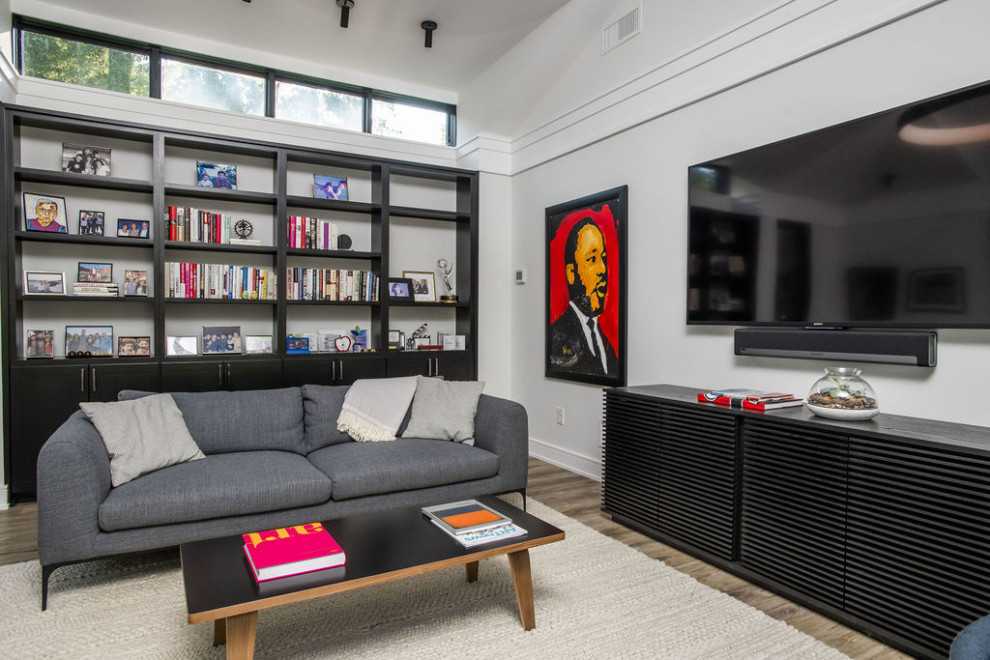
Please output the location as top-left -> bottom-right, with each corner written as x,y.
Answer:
529,437 -> 602,482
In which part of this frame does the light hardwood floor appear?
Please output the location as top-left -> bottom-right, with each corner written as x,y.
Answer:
0,457 -> 911,659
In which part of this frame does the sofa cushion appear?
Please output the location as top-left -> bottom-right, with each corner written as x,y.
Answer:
119,387 -> 305,455
307,438 -> 499,501
401,376 -> 485,445
99,450 -> 332,532
79,393 -> 205,487
301,384 -> 352,452
336,377 -> 418,442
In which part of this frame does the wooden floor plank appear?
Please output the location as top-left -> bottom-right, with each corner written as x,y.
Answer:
0,457 -> 910,658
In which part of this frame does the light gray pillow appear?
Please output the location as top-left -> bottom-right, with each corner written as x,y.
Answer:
401,376 -> 485,445
80,393 -> 205,487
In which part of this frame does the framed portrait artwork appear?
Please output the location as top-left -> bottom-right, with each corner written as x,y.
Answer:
78,210 -> 105,236
314,174 -> 348,200
387,277 -> 414,301
402,271 -> 436,302
23,193 -> 68,233
545,186 -> 627,387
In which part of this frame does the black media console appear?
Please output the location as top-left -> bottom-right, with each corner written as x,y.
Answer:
602,384 -> 990,660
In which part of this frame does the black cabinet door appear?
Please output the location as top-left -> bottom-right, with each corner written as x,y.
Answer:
9,365 -> 89,499
385,352 -> 473,380
226,358 -> 282,391
281,355 -> 386,387
335,354 -> 386,385
160,360 -> 227,392
89,362 -> 161,401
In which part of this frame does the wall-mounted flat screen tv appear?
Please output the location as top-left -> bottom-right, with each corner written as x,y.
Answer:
687,80 -> 990,328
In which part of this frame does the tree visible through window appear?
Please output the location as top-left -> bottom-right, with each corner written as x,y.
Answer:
21,31 -> 149,96
372,99 -> 449,146
275,80 -> 363,132
161,58 -> 265,116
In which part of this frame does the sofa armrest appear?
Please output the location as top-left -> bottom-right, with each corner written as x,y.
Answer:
472,394 -> 529,492
36,410 -> 113,566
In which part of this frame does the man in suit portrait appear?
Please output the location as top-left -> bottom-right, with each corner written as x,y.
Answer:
549,216 -> 618,376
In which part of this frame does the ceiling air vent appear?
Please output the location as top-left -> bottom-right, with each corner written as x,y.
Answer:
602,5 -> 641,54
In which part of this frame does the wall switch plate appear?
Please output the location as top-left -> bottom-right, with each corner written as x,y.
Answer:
556,407 -> 565,425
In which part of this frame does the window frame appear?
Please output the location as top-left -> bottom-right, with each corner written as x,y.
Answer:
13,15 -> 457,146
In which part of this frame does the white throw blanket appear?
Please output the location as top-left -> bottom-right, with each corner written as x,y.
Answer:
336,376 -> 418,442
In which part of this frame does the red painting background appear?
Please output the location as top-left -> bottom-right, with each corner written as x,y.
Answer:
549,203 -> 620,352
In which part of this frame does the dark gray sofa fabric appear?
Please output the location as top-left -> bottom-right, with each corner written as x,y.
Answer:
307,438 -> 499,500
99,451 -> 333,531
37,386 -> 529,574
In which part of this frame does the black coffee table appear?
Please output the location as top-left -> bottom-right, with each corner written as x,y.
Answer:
180,495 -> 565,659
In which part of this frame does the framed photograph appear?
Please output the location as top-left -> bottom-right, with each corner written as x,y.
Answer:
546,185 -> 628,387
196,161 -> 237,190
908,268 -> 966,312
78,262 -> 113,283
245,335 -> 274,354
387,277 -> 414,302
62,142 -> 111,176
166,335 -> 199,356
23,193 -> 68,233
118,336 -> 151,357
314,174 -> 348,200
287,335 -> 311,354
402,271 -> 436,302
78,210 -> 105,236
123,270 -> 149,296
117,219 -> 150,239
25,329 -> 54,359
65,325 -> 113,357
24,270 -> 65,295
202,326 -> 241,354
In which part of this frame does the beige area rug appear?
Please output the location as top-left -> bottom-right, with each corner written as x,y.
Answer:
0,500 -> 849,659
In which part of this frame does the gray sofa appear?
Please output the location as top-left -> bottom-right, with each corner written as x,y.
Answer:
36,384 -> 529,609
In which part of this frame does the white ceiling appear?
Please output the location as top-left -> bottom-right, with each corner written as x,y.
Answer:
24,0 -> 572,97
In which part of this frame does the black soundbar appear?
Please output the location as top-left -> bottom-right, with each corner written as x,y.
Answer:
734,328 -> 937,367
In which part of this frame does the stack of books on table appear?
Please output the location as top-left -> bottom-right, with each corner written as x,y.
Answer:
72,282 -> 119,297
698,388 -> 803,411
422,499 -> 527,548
241,522 -> 346,582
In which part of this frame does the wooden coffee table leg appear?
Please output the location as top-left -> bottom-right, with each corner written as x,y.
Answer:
224,611 -> 258,660
465,560 -> 479,583
508,549 -> 535,630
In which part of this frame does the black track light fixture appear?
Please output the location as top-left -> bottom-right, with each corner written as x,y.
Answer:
337,0 -> 354,28
421,20 -> 437,48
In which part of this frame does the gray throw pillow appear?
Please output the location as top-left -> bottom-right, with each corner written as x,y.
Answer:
80,393 -> 205,487
401,376 -> 485,445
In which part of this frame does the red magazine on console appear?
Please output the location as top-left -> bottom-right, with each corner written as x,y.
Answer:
242,522 -> 346,582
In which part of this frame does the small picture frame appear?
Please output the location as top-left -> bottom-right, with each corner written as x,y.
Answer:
78,210 -> 105,236
387,277 -> 415,302
387,329 -> 405,351
24,270 -> 65,295
25,329 -> 54,359
118,336 -> 151,357
65,325 -> 113,357
245,335 -> 274,354
197,161 -> 237,190
123,270 -> 149,296
23,193 -> 68,233
78,262 -> 113,283
314,174 -> 348,200
166,335 -> 199,356
62,142 -> 111,176
403,271 -> 436,302
117,219 -> 150,239
202,326 -> 242,354
286,335 -> 311,354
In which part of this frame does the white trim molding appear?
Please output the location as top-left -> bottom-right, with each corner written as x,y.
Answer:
529,437 -> 602,482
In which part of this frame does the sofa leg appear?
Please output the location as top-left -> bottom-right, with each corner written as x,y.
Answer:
41,564 -> 55,611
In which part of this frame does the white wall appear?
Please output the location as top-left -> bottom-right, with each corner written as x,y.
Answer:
493,0 -> 990,478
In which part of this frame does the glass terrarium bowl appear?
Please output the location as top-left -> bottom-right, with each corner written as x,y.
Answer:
805,367 -> 879,420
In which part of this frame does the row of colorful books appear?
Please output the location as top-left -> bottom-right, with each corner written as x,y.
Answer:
697,388 -> 803,410
165,262 -> 277,300
166,206 -> 245,244
285,268 -> 378,302
242,499 -> 526,583
287,215 -> 341,251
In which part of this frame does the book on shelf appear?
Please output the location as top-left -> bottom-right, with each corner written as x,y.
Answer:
698,388 -> 803,410
431,519 -> 528,547
422,499 -> 512,536
241,522 -> 345,582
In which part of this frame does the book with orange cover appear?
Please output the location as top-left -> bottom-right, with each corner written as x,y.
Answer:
242,522 -> 346,582
422,500 -> 512,536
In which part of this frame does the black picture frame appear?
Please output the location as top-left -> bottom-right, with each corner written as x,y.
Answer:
118,336 -> 151,356
202,326 -> 242,354
77,262 -> 112,283
65,325 -> 113,357
117,219 -> 149,238
387,277 -> 415,301
78,210 -> 105,236
545,186 -> 628,387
